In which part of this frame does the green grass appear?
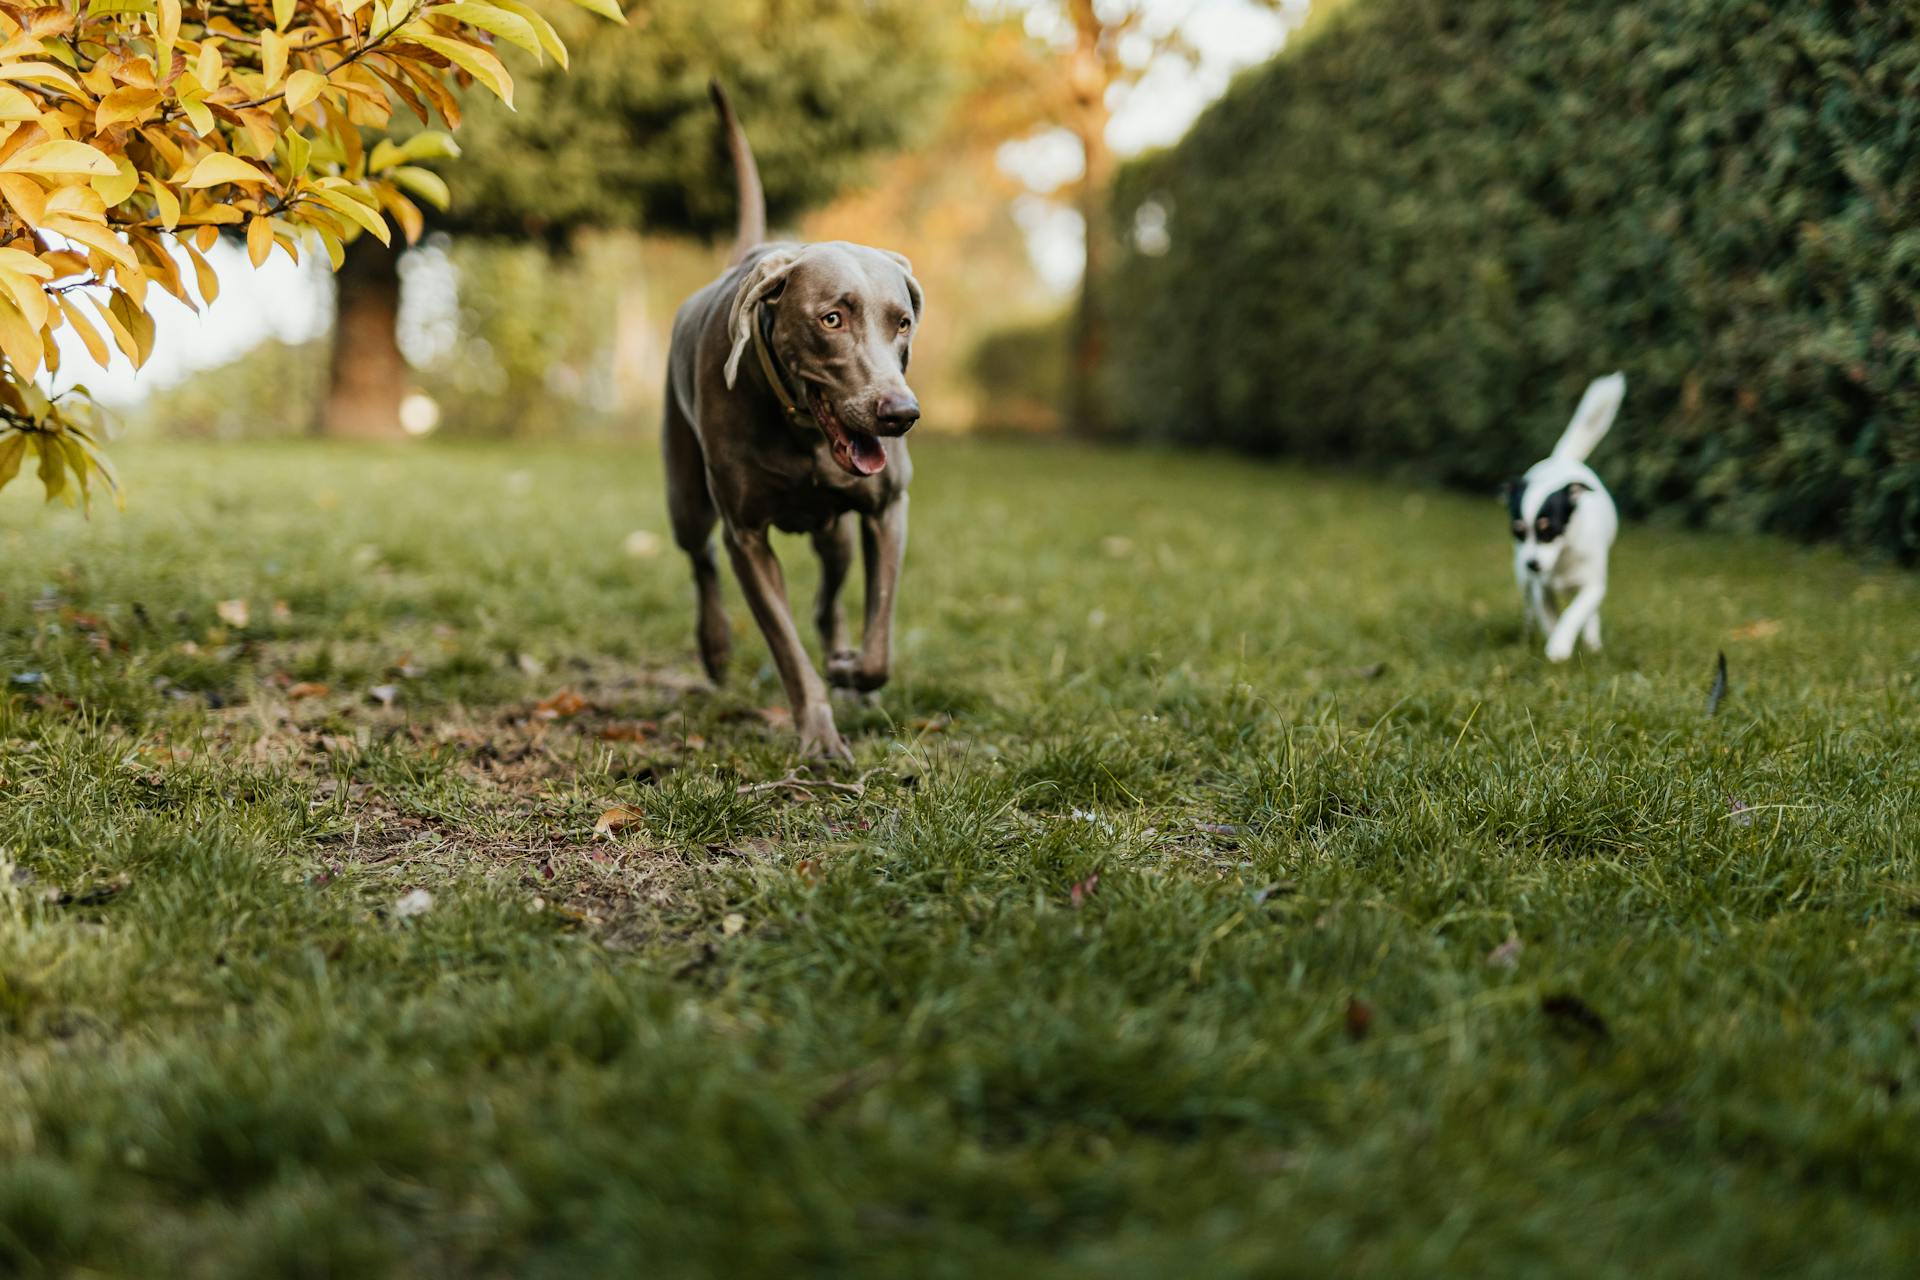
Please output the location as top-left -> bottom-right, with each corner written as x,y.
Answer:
1,438 -> 1916,1277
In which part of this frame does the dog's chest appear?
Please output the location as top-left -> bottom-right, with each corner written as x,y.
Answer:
746,444 -> 905,533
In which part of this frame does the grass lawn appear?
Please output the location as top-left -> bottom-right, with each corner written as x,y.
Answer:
2,438 -> 1916,1277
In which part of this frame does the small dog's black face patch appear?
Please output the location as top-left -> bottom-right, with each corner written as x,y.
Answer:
1532,484 -> 1580,544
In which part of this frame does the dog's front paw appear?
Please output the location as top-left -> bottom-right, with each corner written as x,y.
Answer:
1545,637 -> 1576,663
797,705 -> 853,763
827,650 -> 889,693
826,649 -> 861,689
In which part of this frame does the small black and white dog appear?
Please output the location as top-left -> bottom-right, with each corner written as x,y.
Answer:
1507,373 -> 1624,662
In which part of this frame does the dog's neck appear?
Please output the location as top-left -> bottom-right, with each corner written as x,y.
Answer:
751,305 -> 814,433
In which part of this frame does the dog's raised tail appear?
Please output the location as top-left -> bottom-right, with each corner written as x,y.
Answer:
1551,372 -> 1626,463
709,80 -> 765,267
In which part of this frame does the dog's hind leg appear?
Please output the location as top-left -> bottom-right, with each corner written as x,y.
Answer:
1581,609 -> 1603,653
664,406 -> 731,684
813,514 -> 856,669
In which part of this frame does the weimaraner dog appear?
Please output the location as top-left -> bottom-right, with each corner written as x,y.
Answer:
661,84 -> 923,760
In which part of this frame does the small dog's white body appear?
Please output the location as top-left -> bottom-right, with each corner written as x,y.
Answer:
1509,374 -> 1624,662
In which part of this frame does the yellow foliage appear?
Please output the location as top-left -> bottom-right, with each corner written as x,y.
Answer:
0,0 -> 617,509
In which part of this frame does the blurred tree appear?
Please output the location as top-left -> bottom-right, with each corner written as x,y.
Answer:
324,0 -> 967,438
989,1 -> 1301,435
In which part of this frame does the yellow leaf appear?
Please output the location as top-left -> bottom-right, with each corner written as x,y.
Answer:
402,32 -> 514,108
565,0 -> 626,23
0,62 -> 83,94
91,154 -> 141,208
0,86 -> 39,122
181,153 -> 272,189
108,289 -> 154,365
193,224 -> 218,253
0,173 -> 45,225
0,249 -> 52,280
0,433 -> 26,492
0,140 -> 119,177
146,175 -> 179,229
273,0 -> 294,30
260,29 -> 288,88
57,294 -> 109,366
388,165 -> 449,211
43,217 -> 139,271
0,294 -> 44,378
430,3 -> 546,60
247,213 -> 271,267
0,266 -> 50,331
309,185 -> 391,245
184,241 -> 218,304
156,0 -> 180,73
95,85 -> 163,130
489,0 -> 569,68
284,69 -> 326,111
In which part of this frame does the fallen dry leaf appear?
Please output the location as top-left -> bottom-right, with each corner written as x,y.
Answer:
214,599 -> 250,628
535,689 -> 590,720
1731,618 -> 1782,641
594,805 -> 644,838
722,912 -> 746,936
1344,997 -> 1374,1042
756,705 -> 793,729
1069,872 -> 1099,908
515,653 -> 546,677
597,720 -> 656,743
794,858 -> 821,884
270,600 -> 292,623
624,529 -> 663,558
368,684 -> 400,708
286,682 -> 331,701
1486,934 -> 1523,970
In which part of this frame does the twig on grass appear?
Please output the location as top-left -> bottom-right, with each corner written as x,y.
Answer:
738,770 -> 876,800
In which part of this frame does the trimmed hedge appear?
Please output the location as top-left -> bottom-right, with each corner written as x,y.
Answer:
1104,1 -> 1920,559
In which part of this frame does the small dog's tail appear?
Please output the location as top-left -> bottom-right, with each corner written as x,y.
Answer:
1551,372 -> 1626,463
709,80 -> 765,268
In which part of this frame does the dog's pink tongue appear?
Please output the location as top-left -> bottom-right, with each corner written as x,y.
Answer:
850,430 -> 887,475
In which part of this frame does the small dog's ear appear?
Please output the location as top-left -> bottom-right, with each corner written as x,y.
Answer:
725,249 -> 800,388
1566,482 -> 1591,497
1504,478 -> 1526,521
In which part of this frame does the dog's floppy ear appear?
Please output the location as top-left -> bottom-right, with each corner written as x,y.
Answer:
1504,478 -> 1526,522
881,250 -> 923,320
725,248 -> 800,388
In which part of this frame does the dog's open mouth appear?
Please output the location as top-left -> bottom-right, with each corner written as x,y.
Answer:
809,388 -> 886,477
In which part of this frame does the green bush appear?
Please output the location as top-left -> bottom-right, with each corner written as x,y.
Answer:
965,310 -> 1071,432
1105,0 -> 1920,560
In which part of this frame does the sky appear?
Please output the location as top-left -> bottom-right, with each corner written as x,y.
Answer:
59,0 -> 1300,406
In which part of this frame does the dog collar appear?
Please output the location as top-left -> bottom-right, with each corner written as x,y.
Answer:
752,306 -> 814,431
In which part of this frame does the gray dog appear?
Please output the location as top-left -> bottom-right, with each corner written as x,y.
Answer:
661,84 -> 923,760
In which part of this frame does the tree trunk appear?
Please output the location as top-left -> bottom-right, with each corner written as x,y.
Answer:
321,237 -> 409,439
1065,0 -> 1114,436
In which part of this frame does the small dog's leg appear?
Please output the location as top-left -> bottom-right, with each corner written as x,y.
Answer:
813,515 -> 856,665
1527,581 -> 1559,640
1546,583 -> 1605,663
1582,610 -> 1603,653
836,496 -> 908,693
724,524 -> 849,761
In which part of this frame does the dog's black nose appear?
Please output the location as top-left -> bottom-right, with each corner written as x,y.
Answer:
1525,559 -> 1541,574
875,391 -> 919,433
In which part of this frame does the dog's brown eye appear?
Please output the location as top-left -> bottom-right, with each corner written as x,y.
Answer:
897,317 -> 911,334
821,311 -> 843,330
1536,517 -> 1549,532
